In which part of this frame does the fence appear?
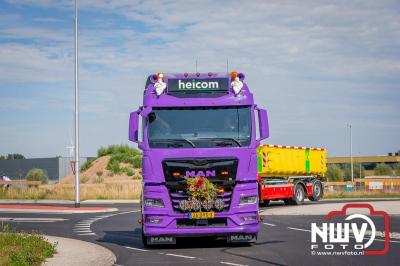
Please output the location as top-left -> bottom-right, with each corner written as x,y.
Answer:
324,178 -> 400,191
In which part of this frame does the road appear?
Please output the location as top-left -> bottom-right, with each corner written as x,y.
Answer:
1,200 -> 399,266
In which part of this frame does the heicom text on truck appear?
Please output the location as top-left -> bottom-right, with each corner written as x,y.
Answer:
129,72 -> 269,245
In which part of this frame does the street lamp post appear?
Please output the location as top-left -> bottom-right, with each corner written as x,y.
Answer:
74,0 -> 80,208
347,124 -> 354,183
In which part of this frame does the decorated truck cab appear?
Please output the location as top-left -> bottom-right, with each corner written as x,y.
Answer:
129,72 -> 269,245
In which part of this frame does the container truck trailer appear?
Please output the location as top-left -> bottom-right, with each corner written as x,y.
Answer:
129,72 -> 269,246
257,144 -> 327,206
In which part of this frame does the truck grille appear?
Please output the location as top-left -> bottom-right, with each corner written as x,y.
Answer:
163,157 -> 237,213
170,191 -> 232,213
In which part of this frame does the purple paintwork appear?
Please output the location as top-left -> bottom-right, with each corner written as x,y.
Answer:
129,73 -> 269,240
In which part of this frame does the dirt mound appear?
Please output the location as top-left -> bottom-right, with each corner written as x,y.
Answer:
60,156 -> 141,184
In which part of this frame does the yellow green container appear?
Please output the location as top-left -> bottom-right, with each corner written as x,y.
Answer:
257,145 -> 327,177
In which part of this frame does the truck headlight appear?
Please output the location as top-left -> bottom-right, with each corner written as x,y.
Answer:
144,198 -> 164,207
239,196 -> 257,205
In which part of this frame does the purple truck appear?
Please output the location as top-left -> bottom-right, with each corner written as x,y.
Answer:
129,72 -> 269,246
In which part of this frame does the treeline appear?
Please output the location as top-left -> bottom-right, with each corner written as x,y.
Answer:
326,163 -> 400,181
0,153 -> 25,160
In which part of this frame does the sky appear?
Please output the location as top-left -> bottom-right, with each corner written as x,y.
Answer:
0,0 -> 399,158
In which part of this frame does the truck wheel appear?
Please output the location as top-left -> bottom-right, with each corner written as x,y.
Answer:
141,224 -> 148,247
308,180 -> 323,201
259,200 -> 270,207
292,184 -> 305,205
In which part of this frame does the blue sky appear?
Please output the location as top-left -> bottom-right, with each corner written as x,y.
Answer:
0,0 -> 399,158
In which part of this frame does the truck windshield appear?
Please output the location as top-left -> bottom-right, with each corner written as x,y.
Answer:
148,106 -> 251,148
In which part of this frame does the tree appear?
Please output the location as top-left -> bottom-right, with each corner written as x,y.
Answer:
0,155 -> 5,160
6,153 -> 25,160
25,168 -> 49,184
374,163 -> 393,176
394,163 -> 400,176
343,163 -> 365,180
326,164 -> 343,181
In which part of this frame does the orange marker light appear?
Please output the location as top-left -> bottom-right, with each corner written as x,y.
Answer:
157,72 -> 164,80
221,171 -> 229,176
172,172 -> 180,177
218,188 -> 225,193
230,71 -> 238,79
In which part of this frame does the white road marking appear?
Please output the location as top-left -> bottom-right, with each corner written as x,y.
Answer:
288,226 -> 400,244
77,233 -> 96,236
287,227 -> 310,232
165,253 -> 196,259
0,217 -> 67,222
125,246 -> 148,252
118,210 -> 139,215
74,230 -> 92,233
263,222 -> 276,226
220,262 -> 248,266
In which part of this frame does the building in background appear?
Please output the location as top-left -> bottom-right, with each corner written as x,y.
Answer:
0,157 -> 93,183
327,154 -> 400,176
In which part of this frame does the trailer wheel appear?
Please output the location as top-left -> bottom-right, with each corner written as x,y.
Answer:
292,183 -> 305,205
308,180 -> 323,201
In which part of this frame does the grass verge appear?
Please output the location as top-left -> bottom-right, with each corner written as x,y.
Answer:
324,190 -> 400,199
0,226 -> 56,266
0,181 -> 142,200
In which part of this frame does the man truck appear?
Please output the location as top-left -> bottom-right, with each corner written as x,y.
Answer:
129,72 -> 269,245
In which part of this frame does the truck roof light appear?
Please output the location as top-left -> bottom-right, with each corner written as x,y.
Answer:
230,71 -> 238,79
157,72 -> 164,80
184,72 -> 188,77
238,72 -> 245,81
208,72 -> 213,77
196,72 -> 200,77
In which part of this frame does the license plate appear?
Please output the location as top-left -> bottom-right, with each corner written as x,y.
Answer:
189,212 -> 215,219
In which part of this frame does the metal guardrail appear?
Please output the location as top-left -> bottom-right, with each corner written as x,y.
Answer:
0,180 -> 42,185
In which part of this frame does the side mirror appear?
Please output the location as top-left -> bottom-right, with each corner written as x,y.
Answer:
257,108 -> 269,141
129,110 -> 140,142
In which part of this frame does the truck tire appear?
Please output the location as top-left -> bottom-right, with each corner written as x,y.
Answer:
259,200 -> 270,207
141,224 -> 148,247
308,180 -> 323,201
292,183 -> 305,205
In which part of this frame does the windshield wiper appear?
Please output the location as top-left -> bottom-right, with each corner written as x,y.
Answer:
153,138 -> 196,148
197,138 -> 242,147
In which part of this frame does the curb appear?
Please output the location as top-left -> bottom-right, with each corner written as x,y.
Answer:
44,235 -> 116,266
0,205 -> 118,214
0,199 -> 140,204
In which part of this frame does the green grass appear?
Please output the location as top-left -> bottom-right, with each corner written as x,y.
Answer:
0,226 -> 56,266
99,144 -> 142,175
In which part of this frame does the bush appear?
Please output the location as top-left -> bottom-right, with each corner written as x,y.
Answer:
97,144 -> 140,157
125,168 -> 134,176
343,163 -> 364,180
25,168 -> 49,184
99,144 -> 142,174
374,163 -> 393,176
326,164 -> 343,181
393,163 -> 400,176
96,171 -> 103,177
80,176 -> 90,184
80,159 -> 94,172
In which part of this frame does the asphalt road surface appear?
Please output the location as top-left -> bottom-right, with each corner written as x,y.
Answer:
1,200 -> 399,266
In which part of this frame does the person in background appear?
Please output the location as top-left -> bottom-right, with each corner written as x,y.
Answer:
2,175 -> 11,190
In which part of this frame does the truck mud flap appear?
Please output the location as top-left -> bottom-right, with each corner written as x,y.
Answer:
147,236 -> 176,245
227,234 -> 257,243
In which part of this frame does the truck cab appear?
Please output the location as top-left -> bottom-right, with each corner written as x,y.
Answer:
129,72 -> 269,245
